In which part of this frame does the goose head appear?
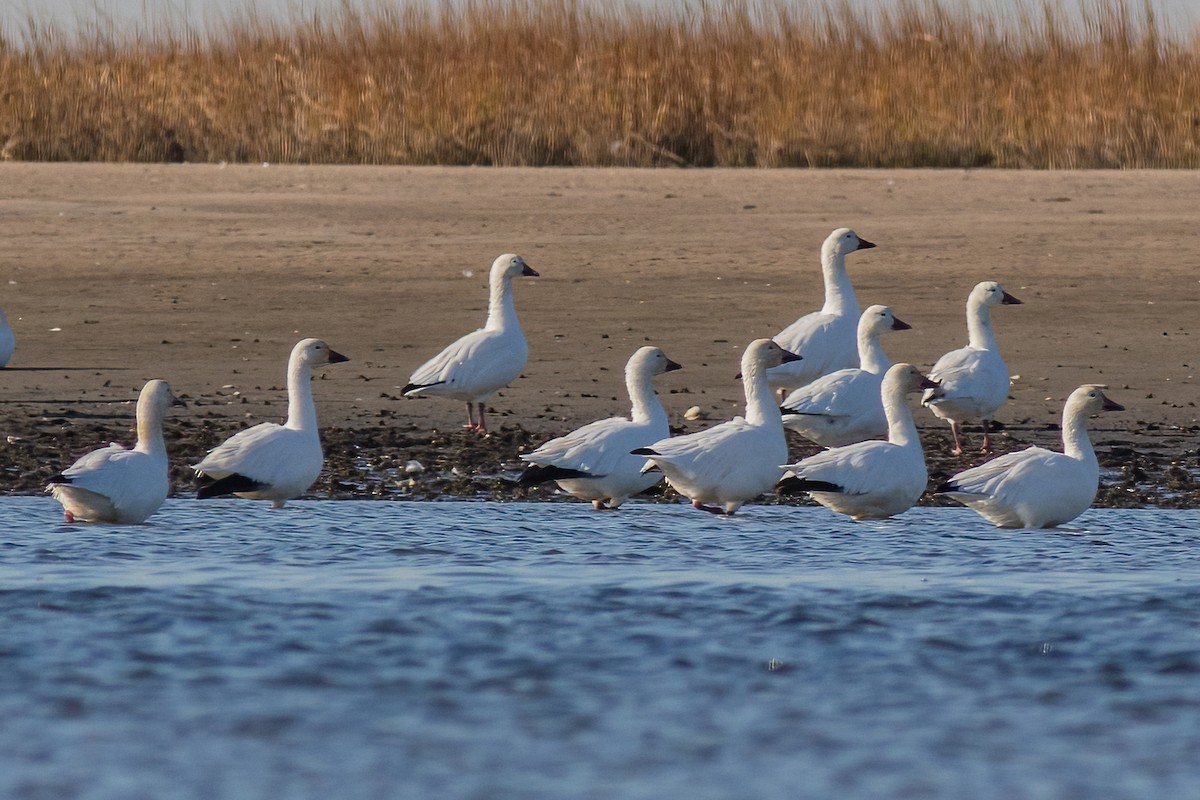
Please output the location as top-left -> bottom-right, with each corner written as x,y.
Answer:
293,337 -> 349,367
824,227 -> 876,259
1070,384 -> 1125,415
140,379 -> 187,413
741,338 -> 801,377
491,253 -> 538,281
628,345 -> 683,378
971,280 -> 1022,309
885,363 -> 939,395
860,304 -> 911,337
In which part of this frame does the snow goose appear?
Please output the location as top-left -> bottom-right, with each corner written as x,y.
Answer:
767,227 -> 875,394
779,363 -> 938,520
194,338 -> 348,508
403,253 -> 538,433
781,304 -> 911,447
938,385 -> 1123,528
0,307 -> 13,367
517,346 -> 682,509
922,280 -> 1022,454
632,339 -> 800,516
47,380 -> 185,524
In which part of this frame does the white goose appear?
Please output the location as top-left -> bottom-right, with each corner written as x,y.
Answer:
767,227 -> 875,394
939,385 -> 1124,528
922,280 -> 1022,454
781,304 -> 911,447
633,338 -> 800,515
517,346 -> 682,509
403,253 -> 538,433
194,338 -> 348,507
47,380 -> 185,524
0,307 -> 14,367
779,364 -> 938,520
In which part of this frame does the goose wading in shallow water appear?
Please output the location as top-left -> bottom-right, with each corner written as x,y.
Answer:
781,304 -> 911,447
403,253 -> 538,433
922,280 -> 1022,455
767,227 -> 875,395
0,307 -> 13,367
778,364 -> 938,520
632,338 -> 800,516
47,380 -> 186,524
938,385 -> 1124,528
517,346 -> 682,509
194,338 -> 348,508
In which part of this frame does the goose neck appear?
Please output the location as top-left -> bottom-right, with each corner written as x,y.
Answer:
858,330 -> 891,374
134,406 -> 167,456
966,299 -> 999,351
820,249 -> 858,316
1061,401 -> 1096,463
486,274 -> 519,332
627,368 -> 667,426
882,379 -> 919,447
742,360 -> 782,427
285,358 -> 319,431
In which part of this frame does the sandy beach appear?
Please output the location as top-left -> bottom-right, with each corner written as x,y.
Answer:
1,164 -> 1197,503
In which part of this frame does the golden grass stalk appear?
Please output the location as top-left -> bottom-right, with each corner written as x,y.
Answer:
1,0 -> 1197,167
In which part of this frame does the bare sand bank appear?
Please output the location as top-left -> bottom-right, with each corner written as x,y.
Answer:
1,164 -> 1196,503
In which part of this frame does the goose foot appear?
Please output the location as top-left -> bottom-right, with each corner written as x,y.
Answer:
64,510 -> 76,523
692,500 -> 726,515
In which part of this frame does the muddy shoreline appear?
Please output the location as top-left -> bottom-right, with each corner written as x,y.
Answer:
3,400 -> 1196,510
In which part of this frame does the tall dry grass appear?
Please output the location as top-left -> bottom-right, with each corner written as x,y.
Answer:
0,0 -> 1197,167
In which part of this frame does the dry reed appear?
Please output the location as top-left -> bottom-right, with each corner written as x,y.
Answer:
0,0 -> 1197,167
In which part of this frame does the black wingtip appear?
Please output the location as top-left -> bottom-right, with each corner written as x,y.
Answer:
630,447 -> 658,456
517,464 -> 592,487
777,475 -> 843,496
196,473 -> 269,499
402,381 -> 444,396
46,473 -> 71,485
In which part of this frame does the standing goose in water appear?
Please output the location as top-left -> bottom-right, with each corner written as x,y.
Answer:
633,339 -> 801,516
48,380 -> 186,524
939,385 -> 1123,528
781,304 -> 911,447
779,364 -> 938,520
403,253 -> 538,433
194,338 -> 348,508
767,227 -> 875,394
922,280 -> 1022,454
518,346 -> 682,509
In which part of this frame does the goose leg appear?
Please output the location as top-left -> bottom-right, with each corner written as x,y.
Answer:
476,403 -> 489,434
64,510 -> 76,523
465,402 -> 477,431
949,421 -> 964,456
980,419 -> 992,454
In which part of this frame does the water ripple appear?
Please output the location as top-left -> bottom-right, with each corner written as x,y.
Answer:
1,498 -> 1199,799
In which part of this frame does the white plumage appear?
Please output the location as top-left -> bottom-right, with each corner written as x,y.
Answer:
780,363 -> 937,520
0,307 -> 14,367
518,346 -> 682,509
922,280 -> 1022,454
403,253 -> 538,433
194,338 -> 348,508
48,379 -> 185,524
633,338 -> 800,516
939,385 -> 1124,528
767,227 -> 875,393
781,304 -> 911,447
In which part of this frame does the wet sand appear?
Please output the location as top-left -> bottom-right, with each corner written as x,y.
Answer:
1,164 -> 1197,505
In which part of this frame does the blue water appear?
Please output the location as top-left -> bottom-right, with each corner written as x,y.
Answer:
2,498 -> 1199,800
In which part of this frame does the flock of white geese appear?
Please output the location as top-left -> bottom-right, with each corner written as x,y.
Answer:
14,229 -> 1123,529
